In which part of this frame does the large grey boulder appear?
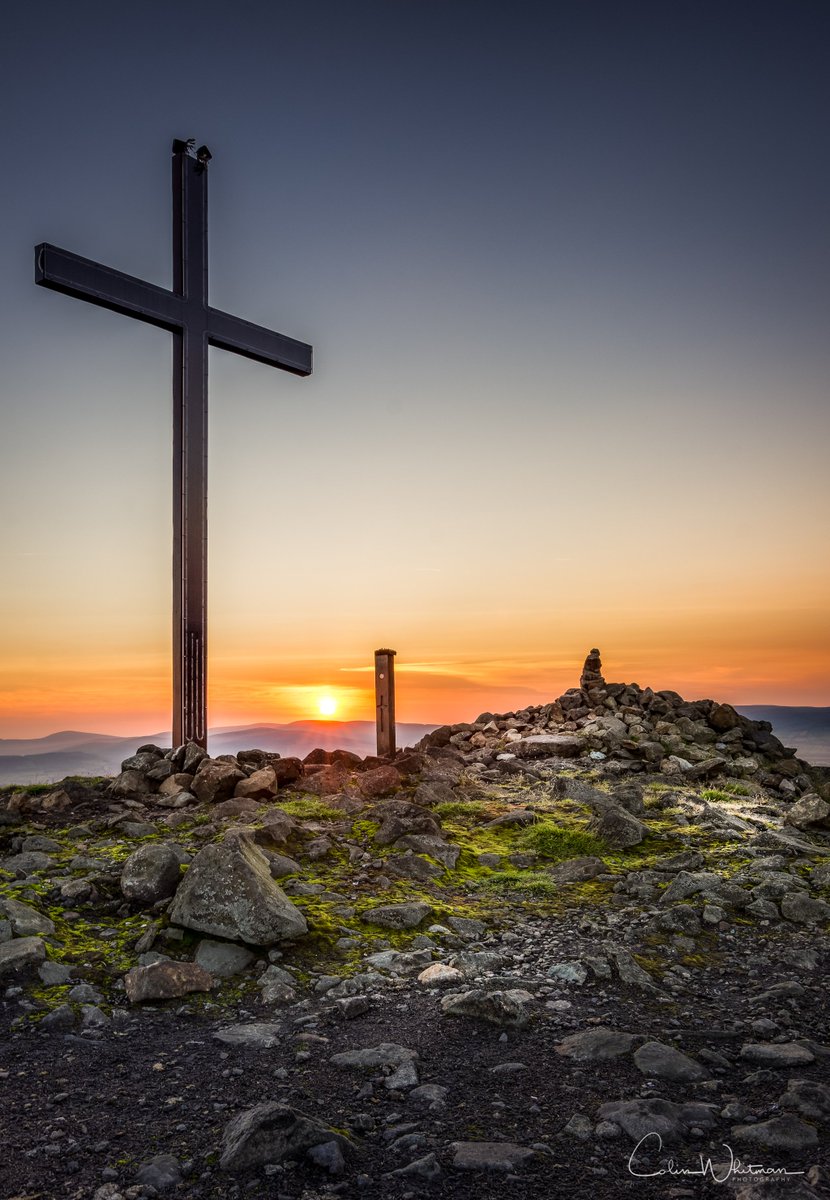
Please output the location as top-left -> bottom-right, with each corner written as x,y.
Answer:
220,1102 -> 351,1172
120,844 -> 182,906
169,833 -> 307,945
108,769 -> 151,799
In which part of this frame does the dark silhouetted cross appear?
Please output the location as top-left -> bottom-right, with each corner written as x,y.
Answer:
35,138 -> 312,748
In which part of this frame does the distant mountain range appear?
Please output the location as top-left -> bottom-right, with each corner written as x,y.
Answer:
0,721 -> 439,786
0,707 -> 828,787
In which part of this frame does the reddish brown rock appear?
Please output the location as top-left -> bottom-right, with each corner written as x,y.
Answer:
301,764 -> 351,795
355,765 -> 402,801
709,702 -> 741,732
272,757 -> 303,785
124,959 -> 213,1003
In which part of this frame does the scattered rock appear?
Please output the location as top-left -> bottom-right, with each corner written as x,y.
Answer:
195,939 -> 257,977
0,936 -> 46,979
360,901 -> 432,930
220,1102 -> 351,1172
120,843 -> 182,906
730,1114 -> 819,1151
547,856 -> 607,883
740,1043 -> 816,1067
0,897 -> 55,937
135,1154 -> 182,1192
556,1027 -> 636,1061
451,1141 -> 536,1171
633,1041 -> 711,1082
440,988 -> 534,1027
214,1023 -> 283,1049
417,962 -> 464,986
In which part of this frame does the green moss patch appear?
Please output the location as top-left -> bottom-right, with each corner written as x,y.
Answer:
277,798 -> 345,821
515,821 -> 605,861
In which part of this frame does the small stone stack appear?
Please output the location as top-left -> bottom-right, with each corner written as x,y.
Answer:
580,648 -> 606,700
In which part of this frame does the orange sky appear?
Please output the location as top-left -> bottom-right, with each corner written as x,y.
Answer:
1,600 -> 827,738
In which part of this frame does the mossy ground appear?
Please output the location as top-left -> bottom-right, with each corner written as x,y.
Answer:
3,766 -> 828,1018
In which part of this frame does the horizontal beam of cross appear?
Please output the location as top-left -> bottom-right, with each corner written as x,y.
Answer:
35,243 -> 312,375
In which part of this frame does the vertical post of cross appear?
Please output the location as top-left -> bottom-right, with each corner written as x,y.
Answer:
374,648 -> 397,759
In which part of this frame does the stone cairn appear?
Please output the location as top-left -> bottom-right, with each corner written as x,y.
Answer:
579,648 -> 606,699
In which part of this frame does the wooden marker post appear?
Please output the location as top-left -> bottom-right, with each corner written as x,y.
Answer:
374,648 -> 396,759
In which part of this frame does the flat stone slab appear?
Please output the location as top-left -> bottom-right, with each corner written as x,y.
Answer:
731,1114 -> 819,1151
513,734 -> 581,758
359,901 -> 432,930
451,1141 -> 536,1171
330,1043 -> 418,1069
556,1026 -> 636,1061
213,1023 -> 283,1049
740,1042 -> 816,1067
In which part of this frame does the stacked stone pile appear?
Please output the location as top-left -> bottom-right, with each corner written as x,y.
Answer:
417,648 -> 818,800
105,741 -> 425,810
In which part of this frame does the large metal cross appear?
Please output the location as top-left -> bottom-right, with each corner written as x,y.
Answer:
35,138 -> 312,748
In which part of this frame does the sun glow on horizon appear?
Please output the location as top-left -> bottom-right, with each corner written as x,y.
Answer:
318,695 -> 338,717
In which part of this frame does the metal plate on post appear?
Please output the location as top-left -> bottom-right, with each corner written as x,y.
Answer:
374,648 -> 396,759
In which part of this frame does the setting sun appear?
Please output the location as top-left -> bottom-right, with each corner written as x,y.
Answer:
318,695 -> 337,717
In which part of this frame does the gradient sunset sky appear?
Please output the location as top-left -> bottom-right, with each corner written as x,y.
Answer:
1,0 -> 828,738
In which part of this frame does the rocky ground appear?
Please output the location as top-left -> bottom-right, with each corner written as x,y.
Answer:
1,653 -> 828,1200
